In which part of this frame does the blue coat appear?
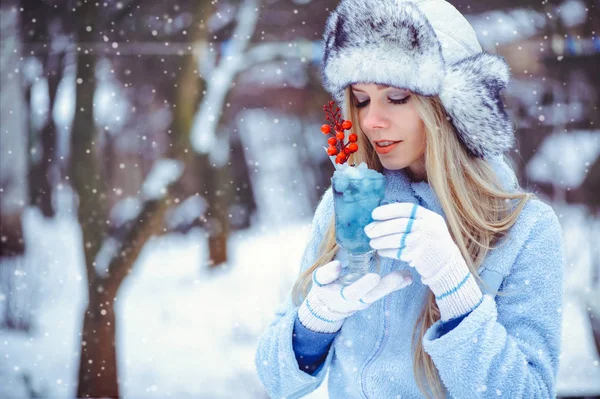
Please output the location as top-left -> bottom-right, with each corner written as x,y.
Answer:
255,156 -> 565,398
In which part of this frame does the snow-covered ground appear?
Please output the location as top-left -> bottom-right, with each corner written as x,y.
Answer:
0,188 -> 599,398
0,186 -> 328,399
554,202 -> 600,397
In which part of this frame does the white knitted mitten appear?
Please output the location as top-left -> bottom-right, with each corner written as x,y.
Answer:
365,202 -> 483,322
298,260 -> 413,333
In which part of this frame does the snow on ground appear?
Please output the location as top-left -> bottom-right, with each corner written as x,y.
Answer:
0,194 -> 86,398
554,202 -> 600,397
0,188 -> 598,398
0,185 -> 328,398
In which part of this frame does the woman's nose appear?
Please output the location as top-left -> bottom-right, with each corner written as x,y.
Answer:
362,103 -> 389,130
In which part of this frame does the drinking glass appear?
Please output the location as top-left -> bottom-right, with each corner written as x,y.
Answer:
331,171 -> 386,285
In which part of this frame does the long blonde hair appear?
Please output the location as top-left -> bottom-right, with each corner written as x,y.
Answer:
292,87 -> 534,398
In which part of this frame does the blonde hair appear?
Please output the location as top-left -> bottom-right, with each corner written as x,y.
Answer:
292,87 -> 534,398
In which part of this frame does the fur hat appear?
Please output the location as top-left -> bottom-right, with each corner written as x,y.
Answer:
321,0 -> 515,159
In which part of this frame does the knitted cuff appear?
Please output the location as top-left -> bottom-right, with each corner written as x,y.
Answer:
298,298 -> 346,333
422,258 -> 483,322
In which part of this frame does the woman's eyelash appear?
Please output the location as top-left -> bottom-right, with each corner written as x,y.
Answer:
355,96 -> 410,108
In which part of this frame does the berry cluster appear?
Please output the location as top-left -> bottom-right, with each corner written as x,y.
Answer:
321,101 -> 358,165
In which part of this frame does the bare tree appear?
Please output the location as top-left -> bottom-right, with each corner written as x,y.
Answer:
67,1 -> 217,396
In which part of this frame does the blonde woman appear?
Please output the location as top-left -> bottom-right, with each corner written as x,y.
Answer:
255,0 -> 565,398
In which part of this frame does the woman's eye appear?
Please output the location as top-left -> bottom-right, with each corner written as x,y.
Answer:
390,96 -> 410,105
355,96 -> 410,109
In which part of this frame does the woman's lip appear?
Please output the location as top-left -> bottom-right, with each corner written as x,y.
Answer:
374,140 -> 402,145
374,141 -> 401,154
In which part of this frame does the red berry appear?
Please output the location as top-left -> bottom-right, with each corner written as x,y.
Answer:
342,120 -> 352,130
336,153 -> 347,164
327,137 -> 337,146
348,143 -> 358,152
336,131 -> 345,141
343,147 -> 351,155
327,146 -> 338,156
349,133 -> 358,143
321,124 -> 331,134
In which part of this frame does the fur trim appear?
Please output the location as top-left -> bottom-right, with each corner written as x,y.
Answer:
321,0 -> 445,105
440,52 -> 514,158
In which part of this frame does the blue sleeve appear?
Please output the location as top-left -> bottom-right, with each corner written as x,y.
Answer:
438,311 -> 471,336
292,316 -> 339,375
423,207 -> 565,398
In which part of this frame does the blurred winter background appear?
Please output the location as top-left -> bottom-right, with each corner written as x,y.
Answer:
0,0 -> 598,398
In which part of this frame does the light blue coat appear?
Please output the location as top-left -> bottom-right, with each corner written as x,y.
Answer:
255,157 -> 565,398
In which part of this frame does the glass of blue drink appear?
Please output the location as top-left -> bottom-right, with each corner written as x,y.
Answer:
331,163 -> 386,285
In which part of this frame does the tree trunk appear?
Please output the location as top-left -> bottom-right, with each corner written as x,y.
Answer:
207,159 -> 232,267
77,286 -> 119,398
22,4 -> 63,219
35,48 -> 63,218
194,151 -> 232,268
71,1 -> 116,396
165,2 -> 232,268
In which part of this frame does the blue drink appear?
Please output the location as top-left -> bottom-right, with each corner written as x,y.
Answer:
331,164 -> 386,285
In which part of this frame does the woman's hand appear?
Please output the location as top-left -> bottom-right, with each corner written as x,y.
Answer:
364,202 -> 483,322
298,260 -> 413,333
364,202 -> 461,278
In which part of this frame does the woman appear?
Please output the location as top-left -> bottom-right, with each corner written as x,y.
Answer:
255,0 -> 565,398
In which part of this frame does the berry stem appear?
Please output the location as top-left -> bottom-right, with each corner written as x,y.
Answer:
324,102 -> 348,154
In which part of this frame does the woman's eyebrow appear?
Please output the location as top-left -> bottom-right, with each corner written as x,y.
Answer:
351,86 -> 408,93
351,85 -> 390,93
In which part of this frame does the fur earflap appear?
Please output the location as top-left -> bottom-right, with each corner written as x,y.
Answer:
321,0 -> 445,105
439,52 -> 515,158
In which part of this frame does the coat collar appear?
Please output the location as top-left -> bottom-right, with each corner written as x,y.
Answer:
382,155 -> 518,219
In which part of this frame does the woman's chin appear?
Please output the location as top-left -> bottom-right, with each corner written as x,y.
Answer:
379,158 -> 407,171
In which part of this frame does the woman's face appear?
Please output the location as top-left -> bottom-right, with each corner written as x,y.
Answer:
350,83 -> 427,181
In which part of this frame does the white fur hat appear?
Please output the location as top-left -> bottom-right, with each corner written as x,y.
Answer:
321,0 -> 515,158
